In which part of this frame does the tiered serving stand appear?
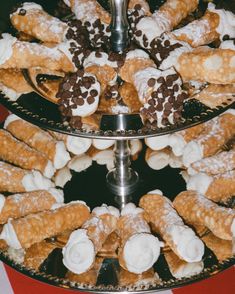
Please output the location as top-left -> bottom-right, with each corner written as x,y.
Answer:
0,0 -> 234,292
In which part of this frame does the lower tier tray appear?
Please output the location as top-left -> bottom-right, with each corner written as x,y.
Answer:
0,146 -> 234,293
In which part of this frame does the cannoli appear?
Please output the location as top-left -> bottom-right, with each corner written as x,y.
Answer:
192,84 -> 235,109
117,203 -> 162,274
62,204 -> 119,274
84,51 -> 119,91
97,231 -> 120,258
145,147 -> 170,170
118,267 -> 160,287
173,190 -> 235,240
23,240 -> 58,270
53,166 -> 72,188
171,3 -> 235,47
0,200 -> 90,249
92,139 -> 115,150
175,46 -> 235,84
0,188 -> 64,224
164,251 -> 204,279
201,232 -> 233,262
0,34 -> 74,72
145,134 -> 171,151
57,70 -> 101,120
138,67 -> 188,127
66,257 -> 104,285
4,114 -> 70,169
119,82 -> 142,113
68,154 -> 92,172
183,110 -> 235,167
189,150 -> 235,176
129,139 -> 142,161
49,131 -> 92,156
169,124 -> 205,156
133,0 -> 199,48
0,69 -> 32,100
0,129 -> 55,178
186,170 -> 235,204
139,194 -> 204,262
119,49 -> 155,87
168,153 -> 183,169
90,148 -> 115,171
0,161 -> 54,193
10,2 -> 69,43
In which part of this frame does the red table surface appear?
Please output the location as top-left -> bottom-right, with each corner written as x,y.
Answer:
0,105 -> 234,294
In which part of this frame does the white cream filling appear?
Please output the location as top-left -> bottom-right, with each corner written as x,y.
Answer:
183,141 -> 203,167
167,225 -> 204,262
123,233 -> 161,274
187,173 -> 213,195
208,3 -> 235,40
7,247 -> 25,264
68,154 -> 92,172
170,261 -> 204,279
0,33 -> 17,65
4,114 -> 20,129
147,150 -> 170,170
54,167 -> 72,188
43,160 -> 56,178
145,135 -> 170,151
219,40 -> 235,50
125,49 -> 149,60
129,139 -> 142,156
231,218 -> 235,238
121,203 -> 143,216
22,171 -> 54,191
62,229 -> 95,274
83,51 -> 118,68
169,133 -> 186,156
0,220 -> 22,249
92,204 -> 120,218
54,141 -> 71,169
225,108 -> 235,116
169,154 -> 183,169
92,139 -> 115,150
92,150 -> 114,168
136,16 -> 166,46
0,194 -> 5,214
147,189 -> 163,195
66,136 -> 91,156
48,188 -> 64,203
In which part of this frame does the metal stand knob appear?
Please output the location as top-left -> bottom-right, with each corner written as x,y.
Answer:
106,140 -> 139,197
109,0 -> 129,52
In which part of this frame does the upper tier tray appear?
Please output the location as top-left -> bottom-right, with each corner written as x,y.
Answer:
0,0 -> 234,139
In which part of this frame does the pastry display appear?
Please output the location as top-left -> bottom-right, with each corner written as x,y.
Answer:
0,0 -> 234,292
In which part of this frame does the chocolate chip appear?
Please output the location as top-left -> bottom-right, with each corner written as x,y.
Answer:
135,30 -> 142,37
157,77 -> 165,84
81,91 -> 88,98
90,89 -> 98,97
77,98 -> 85,106
62,82 -> 71,91
87,96 -> 95,105
147,78 -> 156,87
